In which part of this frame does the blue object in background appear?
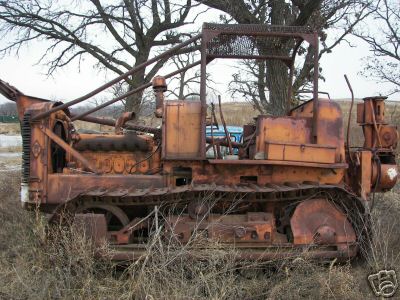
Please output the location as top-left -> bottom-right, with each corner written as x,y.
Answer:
206,125 -> 243,156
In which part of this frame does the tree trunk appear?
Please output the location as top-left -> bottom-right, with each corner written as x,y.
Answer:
125,89 -> 143,114
266,60 -> 289,115
125,59 -> 147,113
265,0 -> 290,116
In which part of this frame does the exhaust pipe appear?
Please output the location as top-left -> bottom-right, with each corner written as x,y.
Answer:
152,76 -> 167,118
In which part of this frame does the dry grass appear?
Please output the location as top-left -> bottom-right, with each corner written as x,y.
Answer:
361,189 -> 400,270
73,120 -> 115,133
0,146 -> 21,153
0,167 -> 399,299
218,102 -> 259,125
0,123 -> 20,135
267,259 -> 363,299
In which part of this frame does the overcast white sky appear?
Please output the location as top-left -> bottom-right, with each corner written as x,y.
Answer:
0,4 -> 398,105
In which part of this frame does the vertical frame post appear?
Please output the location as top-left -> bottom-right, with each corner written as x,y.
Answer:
199,33 -> 207,159
312,31 -> 319,143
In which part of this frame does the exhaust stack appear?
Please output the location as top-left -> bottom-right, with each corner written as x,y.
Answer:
152,76 -> 167,118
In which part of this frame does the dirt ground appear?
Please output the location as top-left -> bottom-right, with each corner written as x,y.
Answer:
0,154 -> 399,299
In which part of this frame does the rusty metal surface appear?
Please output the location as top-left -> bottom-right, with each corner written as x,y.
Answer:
376,164 -> 398,191
49,180 -> 355,207
290,99 -> 346,162
357,97 -> 390,148
290,198 -> 356,245
74,132 -> 150,152
164,212 -> 283,244
74,114 -> 161,136
153,75 -> 167,118
256,117 -> 311,149
379,126 -> 398,148
46,174 -> 164,204
205,137 -> 242,149
202,23 -> 315,34
163,100 -> 203,159
360,151 -> 372,199
0,78 -> 23,101
108,243 -> 358,262
70,150 -> 159,175
41,126 -> 99,174
265,142 -> 336,164
208,158 -> 348,170
110,216 -> 150,244
115,112 -> 135,134
73,214 -> 108,246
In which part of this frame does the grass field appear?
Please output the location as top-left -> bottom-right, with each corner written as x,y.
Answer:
0,100 -> 399,299
0,123 -> 20,135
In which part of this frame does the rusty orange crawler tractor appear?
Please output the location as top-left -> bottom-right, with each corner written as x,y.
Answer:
1,24 -> 398,261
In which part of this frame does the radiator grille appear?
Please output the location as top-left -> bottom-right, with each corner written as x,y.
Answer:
21,112 -> 31,183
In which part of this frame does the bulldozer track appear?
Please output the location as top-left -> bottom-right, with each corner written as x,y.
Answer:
53,183 -> 369,262
55,182 -> 368,232
60,182 -> 359,207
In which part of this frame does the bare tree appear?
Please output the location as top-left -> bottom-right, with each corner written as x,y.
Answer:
0,0 -> 203,112
0,102 -> 17,115
229,59 -> 269,113
86,96 -> 125,119
354,0 -> 399,95
166,51 -> 217,100
199,0 -> 374,115
167,52 -> 201,99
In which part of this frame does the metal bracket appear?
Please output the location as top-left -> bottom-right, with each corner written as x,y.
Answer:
40,126 -> 99,174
